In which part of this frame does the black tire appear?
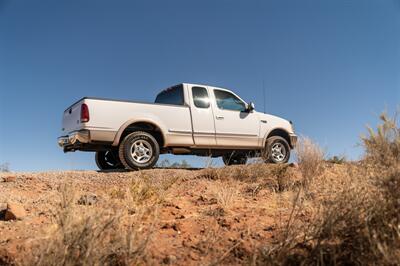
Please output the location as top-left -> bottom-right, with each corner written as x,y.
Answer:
264,136 -> 290,164
95,150 -> 123,170
118,131 -> 160,170
222,152 -> 248,166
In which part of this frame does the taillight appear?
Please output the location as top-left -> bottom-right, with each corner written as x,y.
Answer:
81,103 -> 89,123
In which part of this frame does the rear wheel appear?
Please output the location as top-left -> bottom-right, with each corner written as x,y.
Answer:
95,150 -> 123,170
118,131 -> 160,170
222,152 -> 248,166
264,136 -> 290,164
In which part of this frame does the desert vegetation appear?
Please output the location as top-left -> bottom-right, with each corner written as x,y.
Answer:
262,111 -> 400,265
0,163 -> 10,172
0,111 -> 399,265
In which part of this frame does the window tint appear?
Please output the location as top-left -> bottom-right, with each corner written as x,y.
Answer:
192,87 -> 210,108
154,85 -> 184,105
214,89 -> 246,111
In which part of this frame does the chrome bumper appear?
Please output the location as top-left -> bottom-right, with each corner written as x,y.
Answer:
58,130 -> 90,147
289,133 -> 298,148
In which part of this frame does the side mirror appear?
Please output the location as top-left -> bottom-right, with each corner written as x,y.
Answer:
246,102 -> 255,112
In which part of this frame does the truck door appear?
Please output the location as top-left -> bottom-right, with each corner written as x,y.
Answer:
210,87 -> 260,147
188,85 -> 217,146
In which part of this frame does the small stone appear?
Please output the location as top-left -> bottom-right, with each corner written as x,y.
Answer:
77,194 -> 98,206
3,176 -> 16,182
4,203 -> 26,221
161,222 -> 180,232
209,198 -> 218,205
289,162 -> 299,168
162,255 -> 177,264
263,225 -> 275,231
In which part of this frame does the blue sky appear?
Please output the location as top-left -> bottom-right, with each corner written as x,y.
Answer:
0,0 -> 399,171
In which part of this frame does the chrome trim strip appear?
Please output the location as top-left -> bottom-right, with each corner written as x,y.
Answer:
215,132 -> 258,137
193,131 -> 215,135
168,129 -> 192,134
169,130 -> 258,137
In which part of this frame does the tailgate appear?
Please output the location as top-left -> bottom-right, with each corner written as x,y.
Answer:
61,99 -> 85,134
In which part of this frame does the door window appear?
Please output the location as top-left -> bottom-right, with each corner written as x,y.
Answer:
214,89 -> 246,111
192,87 -> 210,108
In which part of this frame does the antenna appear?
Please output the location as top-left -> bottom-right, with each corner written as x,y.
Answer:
262,79 -> 266,113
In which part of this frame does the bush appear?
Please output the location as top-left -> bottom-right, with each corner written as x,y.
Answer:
262,111 -> 400,265
326,155 -> 346,164
361,112 -> 400,171
0,162 -> 10,172
295,136 -> 325,190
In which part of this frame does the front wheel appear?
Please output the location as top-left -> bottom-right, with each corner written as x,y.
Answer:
95,150 -> 123,170
264,136 -> 290,164
118,131 -> 160,170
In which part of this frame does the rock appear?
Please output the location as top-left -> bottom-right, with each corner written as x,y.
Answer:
263,225 -> 275,231
162,255 -> 177,264
3,176 -> 16,182
289,162 -> 299,168
161,222 -> 180,232
217,218 -> 231,229
77,194 -> 98,206
4,203 -> 26,221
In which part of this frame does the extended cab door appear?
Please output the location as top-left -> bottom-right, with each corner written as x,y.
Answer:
187,85 -> 217,146
210,87 -> 260,147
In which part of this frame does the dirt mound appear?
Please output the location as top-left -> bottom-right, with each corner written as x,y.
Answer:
0,164 -> 302,265
0,160 -> 397,265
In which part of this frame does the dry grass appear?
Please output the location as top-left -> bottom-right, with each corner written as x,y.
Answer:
361,111 -> 400,170
197,163 -> 301,193
28,183 -> 157,266
261,111 -> 400,265
295,136 -> 325,190
211,181 -> 239,209
128,171 -> 180,206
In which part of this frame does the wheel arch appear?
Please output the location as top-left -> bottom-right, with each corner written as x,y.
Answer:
263,128 -> 293,148
112,119 -> 166,148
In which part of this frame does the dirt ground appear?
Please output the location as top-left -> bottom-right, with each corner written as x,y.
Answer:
0,163 -> 343,265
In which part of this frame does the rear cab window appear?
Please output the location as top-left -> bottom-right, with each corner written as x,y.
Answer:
155,84 -> 184,105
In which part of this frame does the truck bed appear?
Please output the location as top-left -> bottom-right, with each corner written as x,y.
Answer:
61,97 -> 194,147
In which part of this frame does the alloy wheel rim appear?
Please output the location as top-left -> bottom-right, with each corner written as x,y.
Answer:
271,143 -> 286,162
131,140 -> 153,164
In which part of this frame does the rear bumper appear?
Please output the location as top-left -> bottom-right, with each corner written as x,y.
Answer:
58,129 -> 116,152
289,133 -> 298,148
58,130 -> 90,152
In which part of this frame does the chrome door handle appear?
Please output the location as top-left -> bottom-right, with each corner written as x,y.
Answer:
216,116 -> 224,120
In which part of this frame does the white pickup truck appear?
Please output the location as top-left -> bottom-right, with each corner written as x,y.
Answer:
58,83 -> 297,170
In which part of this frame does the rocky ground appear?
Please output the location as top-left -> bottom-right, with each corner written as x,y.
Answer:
0,163 -> 365,265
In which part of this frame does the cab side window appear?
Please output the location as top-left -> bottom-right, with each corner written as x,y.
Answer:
214,89 -> 246,111
192,86 -> 210,108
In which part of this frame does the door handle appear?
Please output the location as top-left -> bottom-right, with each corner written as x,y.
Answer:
216,116 -> 224,120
